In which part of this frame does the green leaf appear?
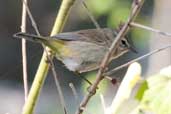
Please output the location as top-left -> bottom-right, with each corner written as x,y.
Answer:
139,66 -> 171,114
135,80 -> 148,101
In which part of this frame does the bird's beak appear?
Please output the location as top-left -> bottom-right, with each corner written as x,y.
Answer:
129,44 -> 138,53
126,37 -> 138,54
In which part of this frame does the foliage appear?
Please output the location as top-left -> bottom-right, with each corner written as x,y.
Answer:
138,66 -> 171,114
112,65 -> 171,114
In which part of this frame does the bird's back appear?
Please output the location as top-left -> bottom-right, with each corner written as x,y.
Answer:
52,28 -> 116,47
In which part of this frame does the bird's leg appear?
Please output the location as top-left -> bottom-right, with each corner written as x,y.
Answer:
74,72 -> 93,85
74,72 -> 99,91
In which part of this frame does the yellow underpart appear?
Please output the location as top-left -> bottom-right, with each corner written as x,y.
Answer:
43,39 -> 65,53
60,46 -> 74,57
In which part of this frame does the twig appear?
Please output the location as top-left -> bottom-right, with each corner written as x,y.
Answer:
81,1 -> 100,29
22,1 -> 68,112
81,1 -> 111,46
49,58 -> 67,114
75,0 -> 144,114
130,22 -> 171,37
22,0 -> 40,35
21,0 -> 28,101
42,43 -> 68,113
105,45 -> 171,76
21,0 -> 76,114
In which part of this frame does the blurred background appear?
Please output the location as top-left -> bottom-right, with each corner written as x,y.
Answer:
0,0 -> 171,114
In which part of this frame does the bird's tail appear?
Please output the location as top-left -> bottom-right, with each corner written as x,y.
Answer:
13,32 -> 65,51
13,32 -> 48,43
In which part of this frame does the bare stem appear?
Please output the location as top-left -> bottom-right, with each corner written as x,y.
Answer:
21,0 -> 76,114
105,45 -> 171,76
21,0 -> 28,101
131,22 -> 171,37
75,0 -> 145,114
22,0 -> 69,113
81,1 -> 100,29
81,1 -> 111,46
48,56 -> 67,114
23,1 -> 40,35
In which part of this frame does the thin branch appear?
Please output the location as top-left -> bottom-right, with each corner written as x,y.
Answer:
22,0 -> 40,35
81,1 -> 111,46
49,57 -> 67,114
105,45 -> 171,76
81,1 -> 100,29
22,0 -> 68,113
21,0 -> 28,101
130,22 -> 171,37
76,0 -> 145,114
21,0 -> 76,114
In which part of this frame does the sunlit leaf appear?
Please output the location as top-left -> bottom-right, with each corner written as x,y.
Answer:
135,80 -> 148,101
139,66 -> 171,114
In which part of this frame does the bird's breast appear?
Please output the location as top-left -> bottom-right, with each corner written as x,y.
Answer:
55,41 -> 108,72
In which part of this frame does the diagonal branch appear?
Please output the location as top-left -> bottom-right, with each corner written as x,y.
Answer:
75,0 -> 145,114
131,22 -> 171,37
105,45 -> 171,76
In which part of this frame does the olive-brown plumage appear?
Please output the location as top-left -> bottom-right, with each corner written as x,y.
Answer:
14,28 -> 134,73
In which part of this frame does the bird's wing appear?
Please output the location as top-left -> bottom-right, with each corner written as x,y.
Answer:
52,32 -> 84,41
51,28 -> 115,46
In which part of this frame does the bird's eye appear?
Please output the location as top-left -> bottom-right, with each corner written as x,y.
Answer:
120,39 -> 128,48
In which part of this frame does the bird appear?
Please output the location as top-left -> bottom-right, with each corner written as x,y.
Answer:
13,28 -> 136,73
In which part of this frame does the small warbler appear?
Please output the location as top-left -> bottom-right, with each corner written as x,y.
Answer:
14,28 -> 136,73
